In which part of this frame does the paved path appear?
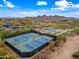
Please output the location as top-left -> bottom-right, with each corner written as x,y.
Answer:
50,35 -> 79,59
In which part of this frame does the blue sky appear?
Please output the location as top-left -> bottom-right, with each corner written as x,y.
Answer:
0,0 -> 79,18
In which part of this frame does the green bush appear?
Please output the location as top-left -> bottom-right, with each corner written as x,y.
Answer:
0,39 -> 4,47
57,32 -> 69,42
0,48 -> 13,59
46,24 -> 74,29
4,28 -> 31,38
74,27 -> 79,34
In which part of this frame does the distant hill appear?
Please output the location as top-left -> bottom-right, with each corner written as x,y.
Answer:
23,15 -> 79,20
0,15 -> 79,20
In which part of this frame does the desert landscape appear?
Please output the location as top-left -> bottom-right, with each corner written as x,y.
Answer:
0,0 -> 79,59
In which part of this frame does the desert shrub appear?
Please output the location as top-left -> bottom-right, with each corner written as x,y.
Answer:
74,27 -> 79,34
0,48 -> 14,59
33,54 -> 48,59
0,31 -> 5,40
72,51 -> 79,59
46,24 -> 74,29
57,35 -> 66,42
0,39 -> 4,47
57,32 -> 68,42
4,28 -> 31,38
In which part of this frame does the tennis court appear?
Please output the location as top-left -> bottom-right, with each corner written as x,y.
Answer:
5,32 -> 54,57
44,28 -> 59,32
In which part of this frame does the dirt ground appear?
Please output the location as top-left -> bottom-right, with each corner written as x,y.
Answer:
49,35 -> 79,59
5,35 -> 79,59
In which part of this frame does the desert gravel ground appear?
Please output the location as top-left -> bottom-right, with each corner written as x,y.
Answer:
50,35 -> 79,59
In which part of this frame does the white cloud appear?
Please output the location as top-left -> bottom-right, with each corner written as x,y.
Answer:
54,0 -> 72,10
19,11 -> 38,15
54,0 -> 79,11
51,7 -> 65,11
19,11 -> 39,17
36,1 -> 47,5
55,0 -> 69,8
41,10 -> 47,12
19,12 -> 27,15
3,0 -> 15,8
0,4 -> 4,7
75,12 -> 79,15
72,4 -> 79,8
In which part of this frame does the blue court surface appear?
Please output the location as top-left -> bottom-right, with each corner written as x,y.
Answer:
44,28 -> 59,32
5,32 -> 54,57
